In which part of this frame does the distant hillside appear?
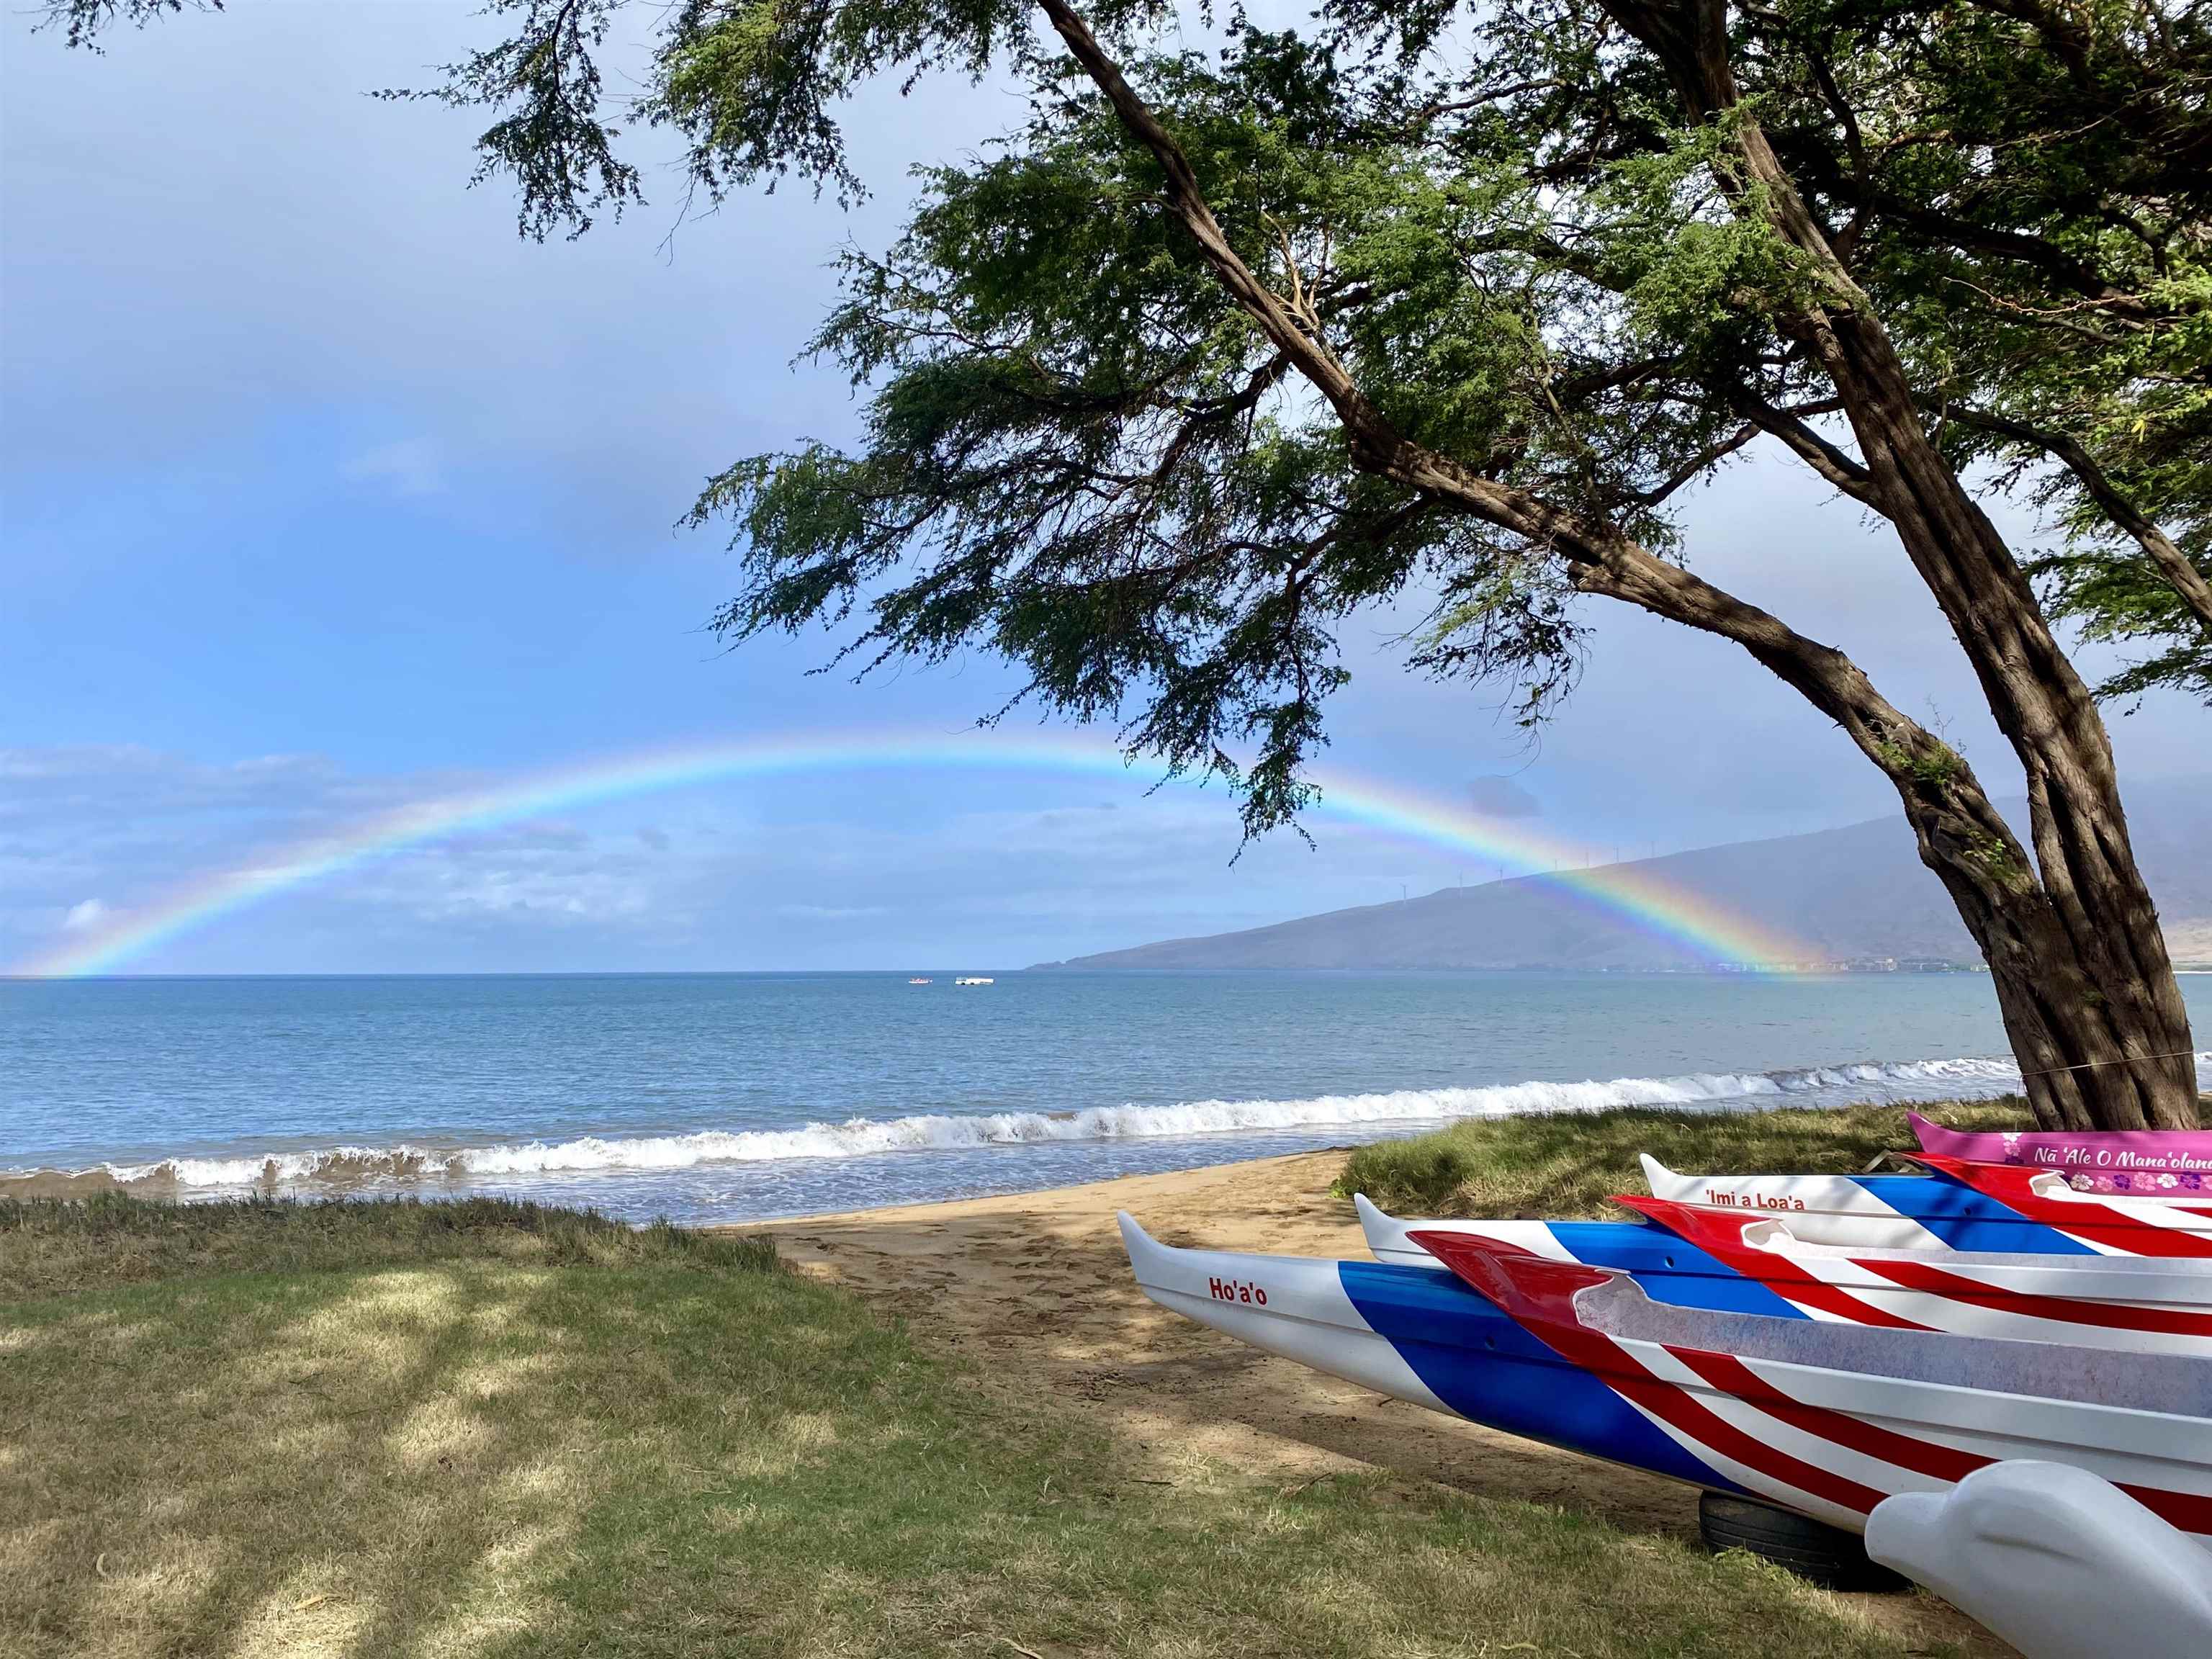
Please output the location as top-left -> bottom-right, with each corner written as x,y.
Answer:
1037,775 -> 2208,972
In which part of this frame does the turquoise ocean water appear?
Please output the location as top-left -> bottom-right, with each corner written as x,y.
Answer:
6,971 -> 2206,1223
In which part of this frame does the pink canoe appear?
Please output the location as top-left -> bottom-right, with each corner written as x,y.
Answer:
1910,1111 -> 2212,1187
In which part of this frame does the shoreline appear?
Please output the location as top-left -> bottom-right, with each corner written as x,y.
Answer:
0,1141 -> 1367,1208
721,1143 -> 1359,1231
0,1053 -> 2054,1215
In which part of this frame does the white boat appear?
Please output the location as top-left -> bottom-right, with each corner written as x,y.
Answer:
953,976 -> 994,986
907,976 -> 932,985
1867,1463 -> 2212,1659
1619,1194 -> 2212,1355
1354,1192 -> 1813,1319
1642,1153 -> 2212,1256
1118,1213 -> 2212,1542
1908,1154 -> 2212,1257
1637,1153 -> 2041,1251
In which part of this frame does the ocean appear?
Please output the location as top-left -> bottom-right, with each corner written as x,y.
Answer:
6,971 -> 2208,1224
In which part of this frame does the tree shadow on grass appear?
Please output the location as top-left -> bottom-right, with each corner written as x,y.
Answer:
3,1228 -> 2000,1659
756,1195 -> 2012,1657
0,1254 -> 855,1658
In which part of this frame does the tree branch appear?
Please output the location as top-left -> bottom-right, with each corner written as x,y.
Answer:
1933,403 -> 2212,634
1032,1 -> 1368,433
1632,421 -> 1758,508
1723,388 -> 1880,506
1030,0 -> 1994,826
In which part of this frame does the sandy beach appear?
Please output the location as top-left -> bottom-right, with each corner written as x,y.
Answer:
741,1151 -> 2010,1654
739,1149 -> 1737,1529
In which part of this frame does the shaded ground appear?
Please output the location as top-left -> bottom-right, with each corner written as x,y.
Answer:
748,1150 -> 2009,1655
6,1191 -> 1989,1659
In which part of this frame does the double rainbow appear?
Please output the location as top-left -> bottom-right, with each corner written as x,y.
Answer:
15,729 -> 1817,976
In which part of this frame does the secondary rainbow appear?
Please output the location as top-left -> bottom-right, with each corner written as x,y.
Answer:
17,729 -> 1817,976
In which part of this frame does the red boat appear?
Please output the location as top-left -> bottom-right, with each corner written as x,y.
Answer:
1621,1194 -> 2212,1354
1911,1154 -> 2212,1258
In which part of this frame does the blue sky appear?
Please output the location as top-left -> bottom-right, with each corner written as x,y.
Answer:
3,3 -> 2203,974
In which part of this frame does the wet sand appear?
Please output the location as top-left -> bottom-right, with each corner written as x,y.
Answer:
734,1149 -> 2008,1655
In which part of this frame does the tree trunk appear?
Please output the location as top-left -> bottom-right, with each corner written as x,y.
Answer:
1598,0 -> 2198,1128
1879,750 -> 2190,1132
1825,354 -> 2198,1129
1571,530 -> 2195,1131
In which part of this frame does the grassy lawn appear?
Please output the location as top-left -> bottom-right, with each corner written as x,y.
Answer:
1335,1097 -> 2036,1218
4,1188 -> 1977,1658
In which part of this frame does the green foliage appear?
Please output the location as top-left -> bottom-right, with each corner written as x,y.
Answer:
0,1190 -> 778,1301
36,0 -> 216,52
371,1 -> 643,241
1335,1097 -> 2036,1218
47,0 -> 2211,812
2033,541 -> 2212,704
1799,0 -> 2212,698
1871,737 -> 1963,792
1964,827 -> 2022,882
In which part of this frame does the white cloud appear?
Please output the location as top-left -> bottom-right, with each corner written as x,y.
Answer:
343,437 -> 442,497
62,898 -> 109,932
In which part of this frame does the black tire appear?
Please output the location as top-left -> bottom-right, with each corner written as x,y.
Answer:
1698,1493 -> 1907,1591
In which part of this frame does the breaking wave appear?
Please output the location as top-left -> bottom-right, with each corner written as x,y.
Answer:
30,1053 -> 2038,1192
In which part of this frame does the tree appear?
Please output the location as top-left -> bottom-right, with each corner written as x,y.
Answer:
48,0 -> 2204,1128
1821,0 -> 2212,711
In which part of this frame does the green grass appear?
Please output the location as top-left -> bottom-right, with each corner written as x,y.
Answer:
1334,1098 -> 2036,1218
0,1193 -> 1966,1658
0,1192 -> 777,1303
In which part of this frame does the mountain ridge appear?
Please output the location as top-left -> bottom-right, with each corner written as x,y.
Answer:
1035,775 -> 2209,972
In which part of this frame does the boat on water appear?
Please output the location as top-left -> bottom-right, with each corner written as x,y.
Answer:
907,976 -> 932,985
953,976 -> 994,986
1617,1195 -> 2212,1354
1118,1214 -> 2212,1542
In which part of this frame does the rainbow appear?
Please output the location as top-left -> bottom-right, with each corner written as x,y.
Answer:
14,729 -> 1817,976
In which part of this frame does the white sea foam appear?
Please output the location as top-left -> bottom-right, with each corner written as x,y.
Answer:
68,1053 -> 2047,1191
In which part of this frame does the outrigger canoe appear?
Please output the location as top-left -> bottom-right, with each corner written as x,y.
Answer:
1905,1154 -> 2212,1257
1617,1195 -> 2212,1354
1353,1192 -> 1807,1318
1359,1190 -> 2212,1350
1641,1154 -> 2103,1254
1118,1213 -> 2212,1540
1910,1110 -> 2212,1184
